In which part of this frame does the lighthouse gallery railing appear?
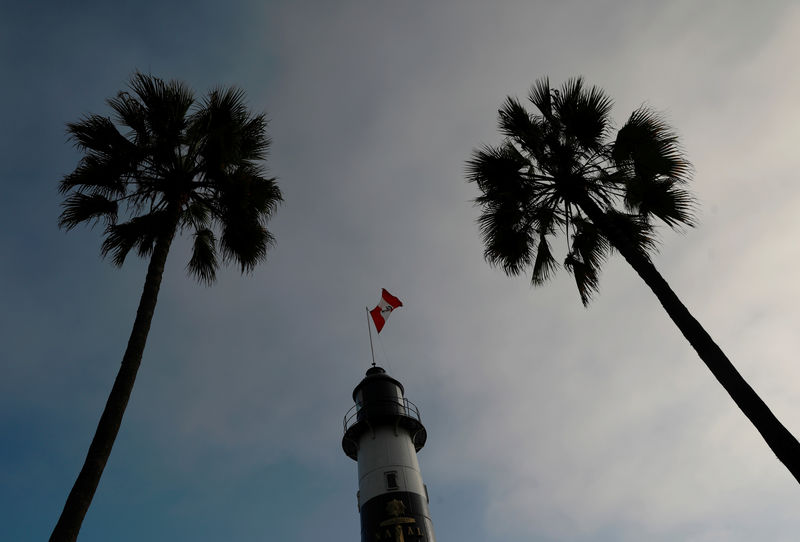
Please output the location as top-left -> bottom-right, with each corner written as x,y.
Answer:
343,397 -> 422,433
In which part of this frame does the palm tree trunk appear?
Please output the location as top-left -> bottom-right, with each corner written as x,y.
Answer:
576,194 -> 800,483
50,209 -> 181,542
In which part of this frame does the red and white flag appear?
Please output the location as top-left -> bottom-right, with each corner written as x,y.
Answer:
369,289 -> 403,333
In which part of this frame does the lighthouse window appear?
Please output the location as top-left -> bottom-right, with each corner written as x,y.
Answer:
385,471 -> 399,490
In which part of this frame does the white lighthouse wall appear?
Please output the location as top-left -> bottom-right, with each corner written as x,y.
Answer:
356,425 -> 426,505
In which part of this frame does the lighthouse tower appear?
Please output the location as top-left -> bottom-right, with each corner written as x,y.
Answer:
342,366 -> 435,542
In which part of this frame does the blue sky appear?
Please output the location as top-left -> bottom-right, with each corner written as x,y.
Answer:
3,1 -> 800,541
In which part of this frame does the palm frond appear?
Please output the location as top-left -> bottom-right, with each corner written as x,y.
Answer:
613,106 -> 695,229
466,143 -> 530,195
182,199 -> 211,230
100,212 -> 167,266
531,233 -> 558,285
552,77 -> 583,131
572,217 -> 610,270
220,222 -> 274,272
129,72 -> 194,145
59,193 -> 119,230
187,228 -> 218,284
625,177 -> 696,228
613,106 -> 692,183
545,78 -> 613,154
213,166 -> 282,272
66,114 -> 129,154
528,77 -> 553,119
499,98 -> 552,165
238,113 -> 271,162
562,216 -> 610,305
59,154 -> 129,197
212,166 -> 282,219
191,86 -> 270,177
564,251 -> 599,306
563,82 -> 613,153
107,91 -> 148,146
605,210 -> 657,258
468,141 -> 548,276
477,198 -> 535,276
245,174 -> 282,224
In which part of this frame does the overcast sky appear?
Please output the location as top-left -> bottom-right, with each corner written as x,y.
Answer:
3,1 -> 800,541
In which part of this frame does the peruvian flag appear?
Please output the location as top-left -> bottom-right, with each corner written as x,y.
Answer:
369,289 -> 403,333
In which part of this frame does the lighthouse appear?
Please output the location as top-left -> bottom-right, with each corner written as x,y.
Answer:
342,366 -> 435,542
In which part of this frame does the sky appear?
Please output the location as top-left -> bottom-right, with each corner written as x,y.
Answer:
2,1 -> 800,540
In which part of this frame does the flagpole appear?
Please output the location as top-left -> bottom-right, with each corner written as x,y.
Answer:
366,307 -> 376,367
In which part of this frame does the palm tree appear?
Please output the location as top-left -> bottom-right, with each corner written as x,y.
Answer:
466,76 -> 800,483
51,73 -> 282,541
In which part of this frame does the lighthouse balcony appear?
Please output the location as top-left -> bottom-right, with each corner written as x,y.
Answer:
343,397 -> 423,431
342,397 -> 428,460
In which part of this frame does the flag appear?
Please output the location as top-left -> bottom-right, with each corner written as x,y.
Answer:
369,289 -> 403,333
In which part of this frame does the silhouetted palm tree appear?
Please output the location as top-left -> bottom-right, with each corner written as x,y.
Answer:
467,76 -> 800,482
52,73 -> 282,541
